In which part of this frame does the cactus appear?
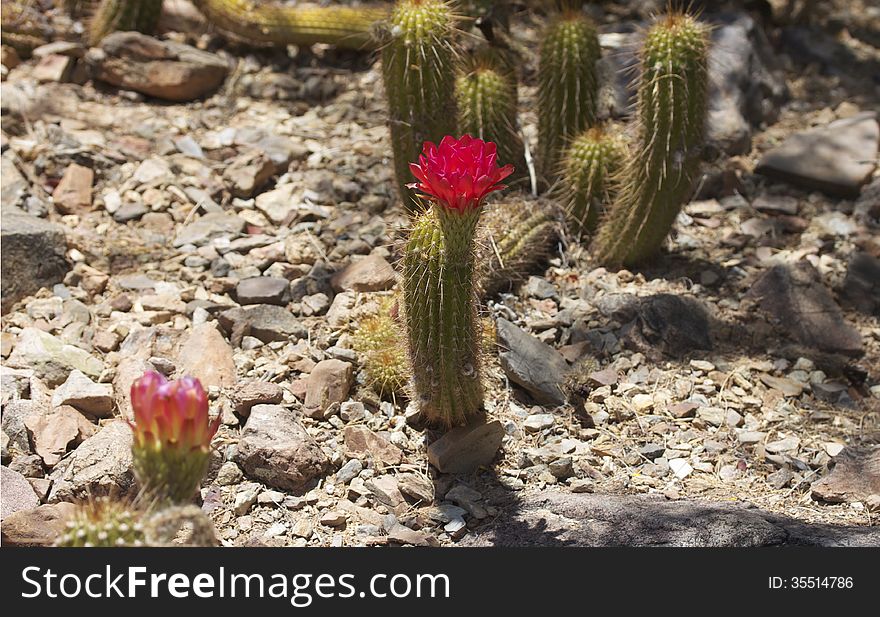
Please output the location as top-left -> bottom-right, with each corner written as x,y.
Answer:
352,297 -> 411,399
593,12 -> 710,266
455,50 -> 527,186
478,195 -> 561,297
537,4 -> 601,185
191,0 -> 389,50
89,0 -> 164,46
129,371 -> 219,505
57,498 -> 146,547
557,126 -> 626,237
381,0 -> 459,214
403,135 -> 513,428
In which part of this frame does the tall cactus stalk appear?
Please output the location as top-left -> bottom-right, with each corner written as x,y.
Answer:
89,0 -> 164,46
557,126 -> 626,238
381,0 -> 459,214
191,0 -> 389,49
594,12 -> 710,266
478,196 -> 560,297
456,49 -> 527,186
402,135 -> 513,428
537,4 -> 601,185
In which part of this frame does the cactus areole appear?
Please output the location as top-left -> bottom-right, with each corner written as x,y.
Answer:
403,135 -> 513,428
130,371 -> 219,504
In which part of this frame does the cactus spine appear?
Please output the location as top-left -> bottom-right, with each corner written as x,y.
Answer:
594,12 -> 709,266
558,127 -> 626,237
352,297 -> 411,399
381,0 -> 459,213
478,196 -> 560,297
456,52 -> 527,185
191,0 -> 389,49
537,5 -> 601,185
403,206 -> 484,427
89,0 -> 164,46
57,498 -> 146,547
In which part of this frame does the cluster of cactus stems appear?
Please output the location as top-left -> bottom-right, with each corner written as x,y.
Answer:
593,12 -> 710,266
129,371 -> 220,506
402,135 -> 513,427
536,4 -> 601,185
190,0 -> 390,50
56,497 -> 146,548
381,0 -> 460,214
455,50 -> 528,187
557,126 -> 627,237
88,0 -> 164,46
351,296 -> 411,399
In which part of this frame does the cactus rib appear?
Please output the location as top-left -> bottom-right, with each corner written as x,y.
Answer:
89,0 -> 164,46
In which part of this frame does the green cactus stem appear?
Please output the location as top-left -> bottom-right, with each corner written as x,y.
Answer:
352,296 -> 411,399
456,51 -> 527,186
403,206 -> 484,427
191,0 -> 389,50
381,0 -> 459,214
478,195 -> 561,297
537,5 -> 601,185
89,0 -> 164,46
557,126 -> 626,238
57,498 -> 146,547
594,12 -> 710,266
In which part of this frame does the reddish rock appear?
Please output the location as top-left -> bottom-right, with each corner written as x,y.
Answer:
52,163 -> 93,214
330,254 -> 397,292
303,359 -> 353,418
342,425 -> 404,466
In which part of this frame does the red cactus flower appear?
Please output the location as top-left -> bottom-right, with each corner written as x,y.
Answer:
130,371 -> 218,453
408,134 -> 514,212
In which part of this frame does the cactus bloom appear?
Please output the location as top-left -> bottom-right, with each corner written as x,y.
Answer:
408,134 -> 514,212
129,371 -> 219,504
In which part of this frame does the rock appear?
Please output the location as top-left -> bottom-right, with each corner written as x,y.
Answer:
234,404 -> 331,491
427,419 -> 504,474
840,252 -> 880,316
33,53 -> 74,83
215,461 -> 243,486
0,207 -> 69,312
2,399 -> 39,453
51,163 -> 93,215
1,466 -> 40,520
1,45 -> 21,69
747,262 -> 862,356
174,211 -> 245,247
223,150 -> 275,198
621,294 -> 712,358
766,468 -> 793,489
228,380 -> 283,417
811,446 -> 880,504
766,435 -> 800,454
523,413 -> 554,433
669,458 -> 694,479
51,370 -> 114,417
639,443 -> 666,461
0,502 -> 77,546
755,112 -> 879,198
320,511 -> 347,527
387,526 -> 432,546
496,318 -> 568,406
48,420 -> 135,502
24,405 -> 96,467
707,15 -> 786,155
335,458 -> 363,484
236,277 -> 290,306
760,374 -> 804,397
365,475 -> 404,508
461,491 -> 880,547
176,322 -> 236,388
753,195 -> 799,215
255,184 -> 296,224
399,473 -> 433,503
218,304 -> 307,344
303,359 -> 353,419
6,328 -> 103,386
330,254 -> 397,292
342,425 -> 404,467
89,32 -> 229,102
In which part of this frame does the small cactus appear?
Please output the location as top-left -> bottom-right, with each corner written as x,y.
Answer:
402,135 -> 513,427
352,297 -> 411,399
129,371 -> 219,505
455,49 -> 527,186
191,0 -> 389,50
537,4 -> 601,185
594,11 -> 710,266
56,498 -> 146,547
478,195 -> 560,297
557,126 -> 626,237
89,0 -> 164,46
381,0 -> 459,213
